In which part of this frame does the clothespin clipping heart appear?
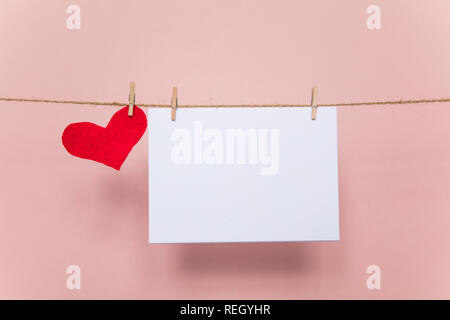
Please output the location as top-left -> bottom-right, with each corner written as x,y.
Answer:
62,83 -> 146,170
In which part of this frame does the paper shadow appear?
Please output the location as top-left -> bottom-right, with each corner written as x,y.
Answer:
175,242 -> 319,276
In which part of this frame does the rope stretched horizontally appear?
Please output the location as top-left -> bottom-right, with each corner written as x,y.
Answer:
0,97 -> 450,108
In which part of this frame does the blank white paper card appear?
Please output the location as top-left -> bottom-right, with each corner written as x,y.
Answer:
148,107 -> 339,243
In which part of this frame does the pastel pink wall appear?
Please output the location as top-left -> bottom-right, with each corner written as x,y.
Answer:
0,0 -> 450,299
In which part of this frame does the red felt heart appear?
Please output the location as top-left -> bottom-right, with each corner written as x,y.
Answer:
62,106 -> 147,170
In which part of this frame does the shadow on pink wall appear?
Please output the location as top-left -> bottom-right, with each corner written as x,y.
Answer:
175,242 -> 319,275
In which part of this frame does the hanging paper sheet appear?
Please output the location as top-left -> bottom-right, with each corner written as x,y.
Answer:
148,107 -> 339,243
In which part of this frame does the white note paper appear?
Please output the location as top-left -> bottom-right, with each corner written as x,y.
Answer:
148,107 -> 339,243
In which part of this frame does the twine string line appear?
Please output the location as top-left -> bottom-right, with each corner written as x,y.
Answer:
0,97 -> 450,108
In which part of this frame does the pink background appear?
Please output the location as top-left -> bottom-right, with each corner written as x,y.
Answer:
1,0 -> 450,299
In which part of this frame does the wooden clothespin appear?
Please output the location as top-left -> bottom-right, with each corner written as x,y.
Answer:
171,87 -> 178,121
311,85 -> 318,120
128,82 -> 136,117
